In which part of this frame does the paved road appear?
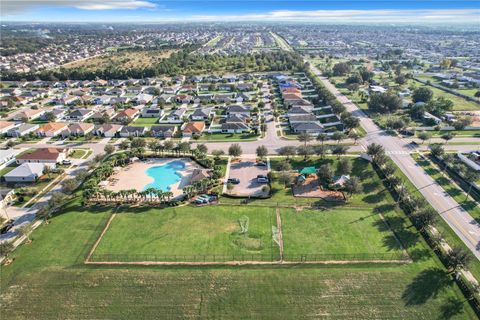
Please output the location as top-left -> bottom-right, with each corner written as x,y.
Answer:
309,64 -> 480,260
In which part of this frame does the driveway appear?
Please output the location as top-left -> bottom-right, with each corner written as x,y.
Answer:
226,159 -> 269,197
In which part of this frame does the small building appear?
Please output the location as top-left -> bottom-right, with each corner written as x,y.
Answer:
0,121 -> 16,135
62,123 -> 95,137
93,124 -> 123,138
119,126 -> 147,137
182,122 -> 206,137
141,106 -> 163,118
36,122 -> 69,137
7,123 -> 39,137
64,109 -> 94,122
150,125 -> 177,138
112,108 -> 140,123
4,163 -> 50,183
16,148 -> 68,164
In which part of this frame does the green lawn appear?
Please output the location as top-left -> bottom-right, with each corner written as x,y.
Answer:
0,201 -> 475,318
412,80 -> 479,111
281,208 -> 404,260
93,205 -> 278,261
69,149 -> 87,159
197,133 -> 259,142
0,163 -> 17,178
132,117 -> 160,127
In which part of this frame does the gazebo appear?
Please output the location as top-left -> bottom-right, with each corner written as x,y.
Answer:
299,167 -> 317,175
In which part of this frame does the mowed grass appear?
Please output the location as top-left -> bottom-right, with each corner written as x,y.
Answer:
281,208 -> 404,259
0,203 -> 476,318
93,205 -> 278,260
132,117 -> 160,127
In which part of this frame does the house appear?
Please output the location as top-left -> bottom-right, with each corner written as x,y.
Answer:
182,122 -> 206,137
214,93 -> 235,103
90,109 -> 116,122
135,93 -> 154,104
61,123 -> 95,137
41,109 -> 66,121
291,122 -> 324,134
119,126 -> 147,137
93,79 -> 108,87
288,114 -> 318,125
92,95 -> 112,105
93,124 -> 123,138
190,107 -> 213,121
64,109 -> 94,122
218,83 -> 235,91
175,94 -> 194,104
12,109 -> 44,121
4,163 -> 50,183
150,125 -> 177,138
110,96 -> 131,105
158,94 -> 174,104
195,94 -> 214,103
166,108 -> 187,121
58,95 -> 79,105
226,105 -> 251,117
0,121 -> 16,134
16,148 -> 68,164
0,149 -> 17,169
141,106 -> 163,118
287,106 -> 312,115
221,121 -> 250,133
36,122 -> 69,137
237,83 -> 255,91
7,123 -> 39,137
112,108 -> 139,123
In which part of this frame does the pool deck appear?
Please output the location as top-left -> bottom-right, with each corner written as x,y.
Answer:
104,158 -> 201,197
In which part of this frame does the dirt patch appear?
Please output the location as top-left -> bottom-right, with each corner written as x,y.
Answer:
292,177 -> 344,202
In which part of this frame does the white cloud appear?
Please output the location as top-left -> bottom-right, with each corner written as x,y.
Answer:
192,9 -> 480,23
2,0 -> 156,15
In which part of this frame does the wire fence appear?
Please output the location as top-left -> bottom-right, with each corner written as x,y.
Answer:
87,252 -> 409,263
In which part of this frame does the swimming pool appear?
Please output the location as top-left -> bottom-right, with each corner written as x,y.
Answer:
144,160 -> 186,191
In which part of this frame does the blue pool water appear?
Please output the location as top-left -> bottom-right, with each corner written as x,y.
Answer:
144,160 -> 186,191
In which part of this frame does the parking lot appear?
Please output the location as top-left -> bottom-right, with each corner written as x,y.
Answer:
226,159 -> 269,197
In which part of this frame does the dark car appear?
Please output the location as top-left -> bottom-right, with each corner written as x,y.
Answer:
227,178 -> 240,184
0,220 -> 15,234
256,161 -> 267,166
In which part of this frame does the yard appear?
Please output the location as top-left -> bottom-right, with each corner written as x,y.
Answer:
197,132 -> 259,142
0,200 -> 475,319
92,205 -> 279,261
132,117 -> 160,127
280,208 -> 405,260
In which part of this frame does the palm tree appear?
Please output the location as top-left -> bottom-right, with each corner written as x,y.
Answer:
413,207 -> 437,231
331,131 -> 346,145
445,247 -> 472,274
165,191 -> 173,202
464,171 -> 480,202
366,143 -> 385,161
316,133 -> 327,146
145,187 -> 156,202
297,132 -> 312,148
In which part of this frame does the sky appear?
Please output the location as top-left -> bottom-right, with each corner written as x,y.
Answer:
2,0 -> 480,24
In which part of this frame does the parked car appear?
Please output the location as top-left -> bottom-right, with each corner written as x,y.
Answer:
256,161 -> 267,166
257,174 -> 268,179
62,159 -> 72,165
0,220 -> 15,234
257,177 -> 269,183
227,178 -> 240,184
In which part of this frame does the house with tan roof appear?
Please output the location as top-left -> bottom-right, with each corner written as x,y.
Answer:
182,121 -> 206,137
16,148 -> 69,164
37,122 -> 69,137
61,123 -> 95,137
12,109 -> 45,121
0,121 -> 16,134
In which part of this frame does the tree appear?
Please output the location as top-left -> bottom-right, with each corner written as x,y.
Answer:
276,161 -> 292,172
17,223 -> 33,243
278,171 -> 294,187
429,144 -> 445,158
441,132 -> 455,145
453,116 -> 473,130
43,111 -> 56,122
104,144 -> 115,155
331,145 -> 348,159
42,165 -> 52,179
316,133 -> 327,146
212,149 -> 225,162
36,205 -> 51,222
297,145 -> 313,161
119,140 -> 130,150
228,143 -> 242,158
297,132 -> 312,147
278,146 -> 296,159
413,207 -> 437,231
163,140 -> 174,152
366,143 -> 385,161
332,62 -> 351,76
331,131 -> 346,144
348,131 -> 360,144
0,241 -> 14,259
131,138 -> 146,149
344,176 -> 362,198
412,87 -> 433,103
368,93 -> 402,113
317,164 -> 333,183
62,178 -> 79,194
445,247 -> 473,273
337,158 -> 352,175
417,131 -> 431,144
196,144 -> 208,156
48,192 -> 68,213
256,145 -> 268,160
474,91 -> 480,98
464,171 -> 480,202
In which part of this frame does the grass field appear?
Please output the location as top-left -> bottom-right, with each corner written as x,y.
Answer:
92,206 -> 278,261
132,117 -> 160,127
69,149 -> 87,159
281,208 -> 404,259
1,201 -> 475,319
197,133 -> 259,141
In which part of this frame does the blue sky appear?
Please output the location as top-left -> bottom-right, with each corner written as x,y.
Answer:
2,1 -> 480,24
